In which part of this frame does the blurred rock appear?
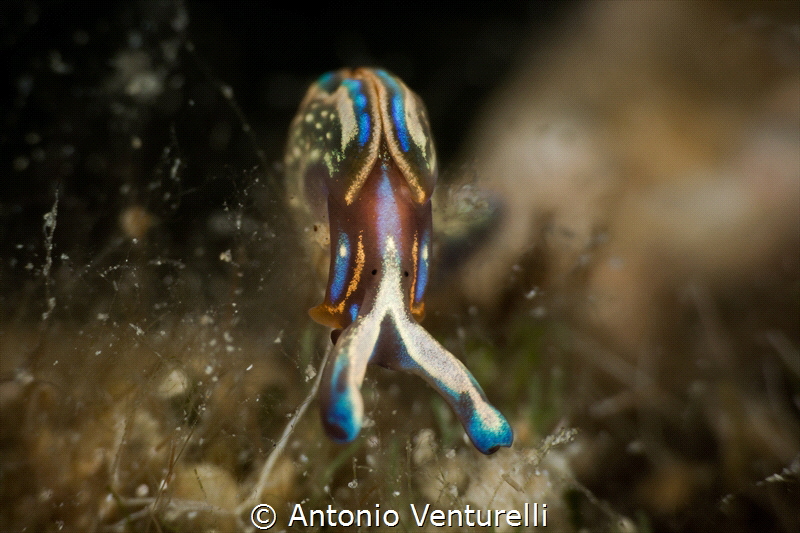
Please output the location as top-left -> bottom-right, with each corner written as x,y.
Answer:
458,0 -> 799,350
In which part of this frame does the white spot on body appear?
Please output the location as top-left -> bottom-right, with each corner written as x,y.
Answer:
323,152 -> 334,176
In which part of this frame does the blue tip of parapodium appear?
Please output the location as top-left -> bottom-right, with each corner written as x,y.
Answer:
468,410 -> 514,455
324,395 -> 361,443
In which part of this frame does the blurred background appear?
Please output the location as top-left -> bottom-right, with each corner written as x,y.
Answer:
1,1 -> 798,531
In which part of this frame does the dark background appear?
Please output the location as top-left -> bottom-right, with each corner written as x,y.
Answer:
1,1 -> 574,297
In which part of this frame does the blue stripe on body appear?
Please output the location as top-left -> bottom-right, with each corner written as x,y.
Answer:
330,232 -> 350,302
414,228 -> 430,305
341,79 -> 371,147
376,70 -> 411,152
